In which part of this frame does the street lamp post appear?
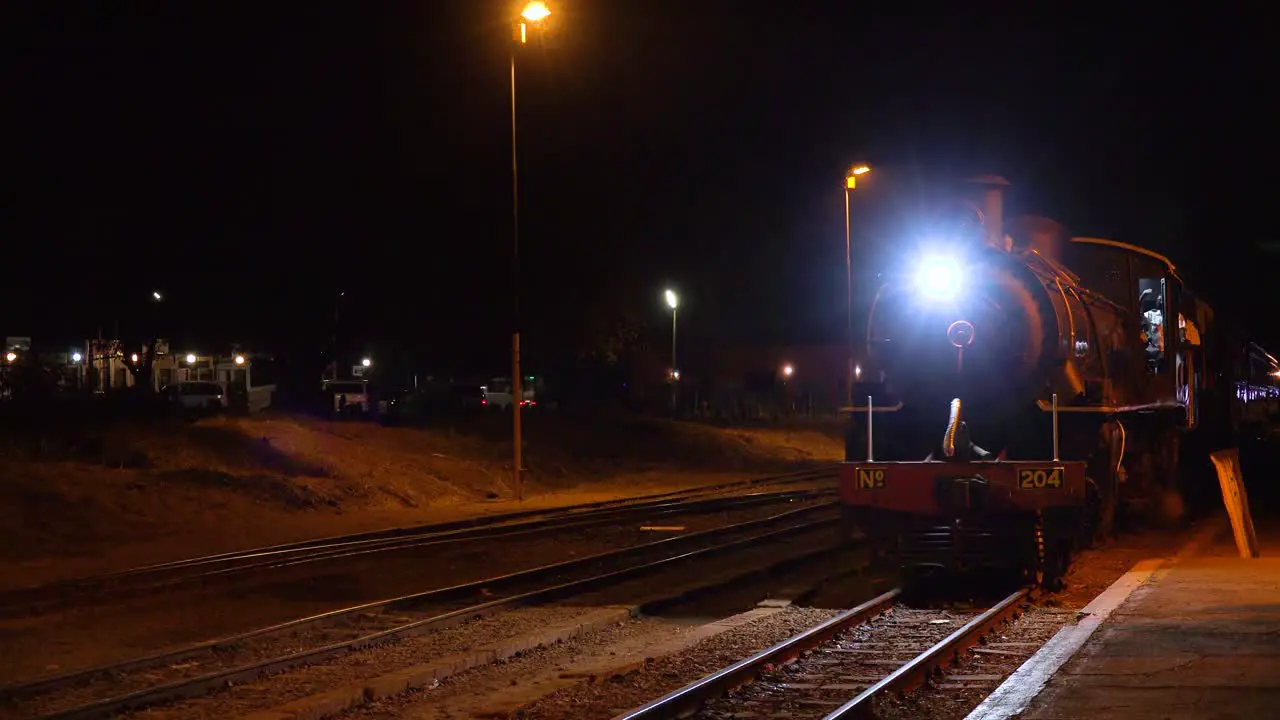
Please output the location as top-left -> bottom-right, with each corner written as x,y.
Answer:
665,289 -> 678,412
510,1 -> 551,502
843,164 -> 870,405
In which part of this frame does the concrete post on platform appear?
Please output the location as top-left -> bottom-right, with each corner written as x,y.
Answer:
1210,448 -> 1260,558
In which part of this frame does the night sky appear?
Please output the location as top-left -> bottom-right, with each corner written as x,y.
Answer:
10,2 -> 1277,373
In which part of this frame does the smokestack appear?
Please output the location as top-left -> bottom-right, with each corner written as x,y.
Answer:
963,175 -> 1011,249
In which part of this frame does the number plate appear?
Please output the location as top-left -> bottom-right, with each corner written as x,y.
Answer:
856,468 -> 887,489
1018,467 -> 1064,489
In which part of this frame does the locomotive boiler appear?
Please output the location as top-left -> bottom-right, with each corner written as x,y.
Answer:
841,176 -> 1217,588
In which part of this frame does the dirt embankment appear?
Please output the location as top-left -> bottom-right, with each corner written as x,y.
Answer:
0,414 -> 842,587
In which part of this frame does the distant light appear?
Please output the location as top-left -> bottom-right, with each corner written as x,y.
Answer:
72,352 -> 83,363
234,355 -> 246,365
185,353 -> 197,363
851,165 -> 871,175
520,1 -> 551,22
672,369 -> 681,381
152,291 -> 162,301
854,364 -> 862,380
665,289 -> 678,309
362,357 -> 372,367
131,353 -> 139,363
4,352 -> 15,363
782,364 -> 794,378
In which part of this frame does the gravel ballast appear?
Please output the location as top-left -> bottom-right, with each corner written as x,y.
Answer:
515,607 -> 841,720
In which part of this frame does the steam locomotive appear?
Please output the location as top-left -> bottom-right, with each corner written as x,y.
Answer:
840,176 -> 1232,588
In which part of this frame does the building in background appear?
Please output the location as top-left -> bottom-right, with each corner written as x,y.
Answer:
84,339 -> 276,413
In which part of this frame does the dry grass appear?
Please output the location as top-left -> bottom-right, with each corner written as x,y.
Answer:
0,413 -> 843,584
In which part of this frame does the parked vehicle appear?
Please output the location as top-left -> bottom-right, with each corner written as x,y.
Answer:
323,379 -> 370,417
380,384 -> 488,425
482,377 -> 535,410
163,381 -> 227,412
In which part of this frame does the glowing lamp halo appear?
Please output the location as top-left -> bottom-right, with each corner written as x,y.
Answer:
912,252 -> 965,302
520,1 -> 551,22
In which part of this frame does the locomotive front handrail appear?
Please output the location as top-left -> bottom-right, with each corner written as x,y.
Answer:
837,402 -> 904,413
1034,399 -> 1187,414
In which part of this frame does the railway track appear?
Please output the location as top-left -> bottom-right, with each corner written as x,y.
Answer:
618,586 -> 1032,720
0,465 -> 837,615
2,501 -> 840,720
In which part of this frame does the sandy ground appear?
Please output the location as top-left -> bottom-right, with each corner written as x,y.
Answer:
0,414 -> 842,589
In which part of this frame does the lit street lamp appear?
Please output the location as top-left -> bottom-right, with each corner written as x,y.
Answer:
782,363 -> 794,379
152,290 -> 162,301
362,357 -> 372,368
521,1 -> 550,22
185,353 -> 196,364
4,352 -> 15,363
509,1 -> 552,502
843,164 -> 870,404
665,289 -> 679,411
72,352 -> 83,363
234,355 -> 246,366
665,288 -> 679,375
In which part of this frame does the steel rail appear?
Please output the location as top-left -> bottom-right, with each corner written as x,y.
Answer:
29,512 -> 841,720
1,465 -> 837,603
823,587 -> 1033,719
616,589 -> 902,720
4,501 -> 837,707
1,488 -> 833,616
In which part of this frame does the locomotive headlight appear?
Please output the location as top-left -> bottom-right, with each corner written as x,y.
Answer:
913,254 -> 963,301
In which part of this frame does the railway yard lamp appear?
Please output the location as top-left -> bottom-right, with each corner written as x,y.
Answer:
665,289 -> 679,375
509,1 -> 552,502
665,289 -> 679,412
844,164 -> 870,404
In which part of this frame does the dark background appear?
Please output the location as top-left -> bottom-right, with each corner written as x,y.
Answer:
9,2 -> 1277,374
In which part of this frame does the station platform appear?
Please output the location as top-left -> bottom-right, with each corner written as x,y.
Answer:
969,518 -> 1280,720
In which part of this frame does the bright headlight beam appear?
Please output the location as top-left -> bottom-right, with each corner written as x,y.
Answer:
914,255 -> 963,301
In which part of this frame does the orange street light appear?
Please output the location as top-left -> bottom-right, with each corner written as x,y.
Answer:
843,164 -> 871,404
517,2 -> 550,44
845,164 -> 871,190
520,1 -> 551,22
509,0 -> 555,503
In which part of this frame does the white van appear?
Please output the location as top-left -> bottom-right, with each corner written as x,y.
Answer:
324,379 -> 370,415
481,377 -> 535,410
164,381 -> 228,411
